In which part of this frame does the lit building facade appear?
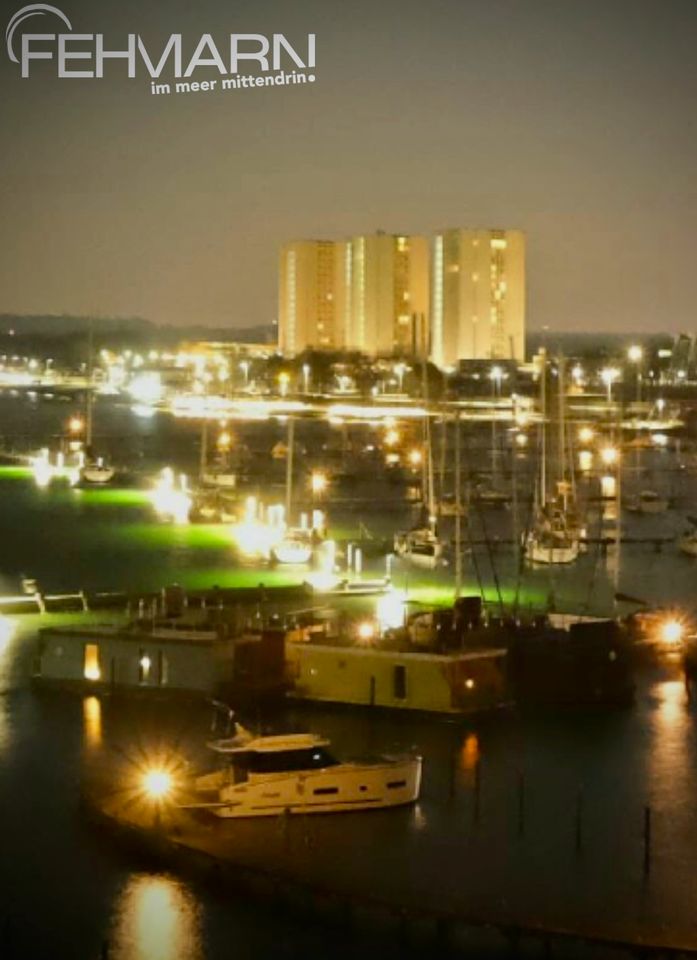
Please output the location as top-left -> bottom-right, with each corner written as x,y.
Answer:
430,229 -> 526,367
278,240 -> 348,356
345,233 -> 429,357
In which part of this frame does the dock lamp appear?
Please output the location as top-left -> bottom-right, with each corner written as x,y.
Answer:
310,470 -> 328,496
68,415 -> 84,434
142,768 -> 173,801
660,619 -> 684,647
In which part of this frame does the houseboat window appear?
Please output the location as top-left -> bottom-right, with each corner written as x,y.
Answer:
387,780 -> 407,789
83,643 -> 101,681
393,665 -> 407,700
139,650 -> 151,684
313,787 -> 339,796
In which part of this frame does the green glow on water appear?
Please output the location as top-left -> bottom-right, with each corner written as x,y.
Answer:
112,522 -> 237,550
0,466 -> 33,479
72,487 -> 152,507
178,567 -> 301,590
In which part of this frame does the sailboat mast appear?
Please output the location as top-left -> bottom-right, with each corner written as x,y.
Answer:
199,418 -> 208,479
540,348 -> 547,508
558,355 -> 566,508
454,412 -> 462,597
85,320 -> 94,449
285,416 -> 295,523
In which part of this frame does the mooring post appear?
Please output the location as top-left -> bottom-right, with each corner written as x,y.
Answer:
643,805 -> 652,877
473,759 -> 481,824
517,770 -> 525,837
575,790 -> 583,854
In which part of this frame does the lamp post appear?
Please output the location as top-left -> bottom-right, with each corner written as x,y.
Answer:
627,345 -> 643,403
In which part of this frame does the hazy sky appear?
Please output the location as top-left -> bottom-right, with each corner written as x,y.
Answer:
1,0 -> 695,333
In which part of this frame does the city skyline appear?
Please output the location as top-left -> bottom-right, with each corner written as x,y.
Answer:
1,0 -> 696,333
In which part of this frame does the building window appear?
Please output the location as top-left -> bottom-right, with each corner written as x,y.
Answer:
83,644 -> 101,681
393,665 -> 407,700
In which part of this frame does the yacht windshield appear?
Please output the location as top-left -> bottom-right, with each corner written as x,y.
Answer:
240,748 -> 339,774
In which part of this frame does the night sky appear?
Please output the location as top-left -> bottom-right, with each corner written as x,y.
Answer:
1,0 -> 695,333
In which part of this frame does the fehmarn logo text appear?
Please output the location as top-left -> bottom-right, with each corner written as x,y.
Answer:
6,4 -> 317,96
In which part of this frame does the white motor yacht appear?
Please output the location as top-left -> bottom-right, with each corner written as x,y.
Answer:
271,529 -> 314,564
191,730 -> 422,818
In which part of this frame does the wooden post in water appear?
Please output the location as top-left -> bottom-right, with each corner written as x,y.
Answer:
473,759 -> 481,824
643,805 -> 652,877
517,771 -> 525,837
575,790 -> 583,854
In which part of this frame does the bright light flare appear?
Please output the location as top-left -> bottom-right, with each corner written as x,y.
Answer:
600,446 -> 619,466
142,769 -> 173,800
356,620 -> 376,643
310,471 -> 328,495
660,619 -> 684,646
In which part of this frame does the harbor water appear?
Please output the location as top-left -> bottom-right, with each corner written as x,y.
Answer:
2,392 -> 697,957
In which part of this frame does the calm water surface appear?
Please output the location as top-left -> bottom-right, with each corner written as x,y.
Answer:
2,393 -> 697,958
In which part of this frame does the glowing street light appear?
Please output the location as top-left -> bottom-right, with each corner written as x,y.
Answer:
239,360 -> 250,385
68,415 -> 84,434
578,426 -> 595,445
302,363 -> 311,393
384,429 -> 400,447
600,445 -> 619,466
627,345 -> 644,403
394,363 -> 407,393
279,371 -> 290,397
217,431 -> 232,452
600,367 -> 620,404
310,470 -> 328,496
408,448 -> 423,468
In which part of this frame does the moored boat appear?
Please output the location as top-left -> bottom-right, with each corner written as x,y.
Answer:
192,728 -> 422,817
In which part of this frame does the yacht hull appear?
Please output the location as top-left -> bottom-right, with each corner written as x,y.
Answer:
195,757 -> 422,818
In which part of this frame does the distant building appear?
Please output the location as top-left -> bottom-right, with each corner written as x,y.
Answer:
430,228 -> 526,367
278,228 -> 525,365
278,233 -> 428,358
344,233 -> 429,357
278,240 -> 349,356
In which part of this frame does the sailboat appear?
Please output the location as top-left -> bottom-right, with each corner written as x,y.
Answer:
394,379 -> 446,568
524,353 -> 582,565
78,321 -> 115,484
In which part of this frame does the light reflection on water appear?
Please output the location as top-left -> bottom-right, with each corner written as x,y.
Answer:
83,695 -> 102,750
648,678 -> 690,808
110,874 -> 203,960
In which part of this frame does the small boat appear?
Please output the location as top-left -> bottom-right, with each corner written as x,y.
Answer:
201,470 -> 237,489
394,527 -> 445,569
679,531 -> 697,557
625,490 -> 668,514
192,728 -> 422,818
271,529 -> 313,565
524,522 -> 580,565
81,458 -> 115,485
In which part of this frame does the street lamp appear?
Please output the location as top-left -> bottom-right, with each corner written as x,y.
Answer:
239,360 -> 250,386
627,345 -> 643,402
310,470 -> 328,496
394,363 -> 407,393
302,363 -> 311,394
68,415 -> 84,435
279,371 -> 290,397
217,431 -> 232,453
600,367 -> 620,405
